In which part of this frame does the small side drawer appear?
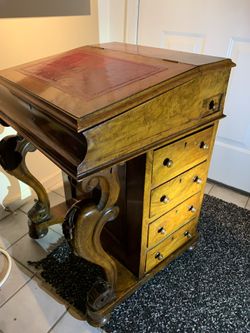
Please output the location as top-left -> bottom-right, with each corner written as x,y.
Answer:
152,126 -> 213,188
148,193 -> 201,248
150,161 -> 207,218
145,219 -> 197,272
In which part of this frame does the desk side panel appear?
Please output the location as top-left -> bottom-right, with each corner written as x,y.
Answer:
0,84 -> 87,177
80,68 -> 231,177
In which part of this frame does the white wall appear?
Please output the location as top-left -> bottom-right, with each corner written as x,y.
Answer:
0,0 -> 99,216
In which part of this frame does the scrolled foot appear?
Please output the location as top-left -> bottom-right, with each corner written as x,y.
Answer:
87,279 -> 116,311
86,279 -> 115,326
28,221 -> 48,239
28,200 -> 50,239
87,311 -> 111,327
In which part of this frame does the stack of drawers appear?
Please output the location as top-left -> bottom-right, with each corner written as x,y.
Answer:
144,125 -> 215,273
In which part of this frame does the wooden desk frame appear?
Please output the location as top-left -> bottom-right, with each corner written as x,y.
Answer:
0,43 -> 235,326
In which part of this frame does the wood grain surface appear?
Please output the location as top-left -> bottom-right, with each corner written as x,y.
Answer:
150,161 -> 208,218
152,126 -> 214,187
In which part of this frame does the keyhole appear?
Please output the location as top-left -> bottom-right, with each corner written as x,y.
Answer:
209,100 -> 215,110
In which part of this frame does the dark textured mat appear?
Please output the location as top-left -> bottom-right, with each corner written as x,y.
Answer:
30,195 -> 250,333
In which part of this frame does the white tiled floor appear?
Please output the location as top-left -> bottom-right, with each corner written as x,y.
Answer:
0,181 -> 249,333
205,180 -> 249,208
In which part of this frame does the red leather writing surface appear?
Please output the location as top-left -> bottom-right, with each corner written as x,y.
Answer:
21,50 -> 166,101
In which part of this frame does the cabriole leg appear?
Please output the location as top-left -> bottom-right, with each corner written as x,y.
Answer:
63,166 -> 120,326
0,134 -> 50,238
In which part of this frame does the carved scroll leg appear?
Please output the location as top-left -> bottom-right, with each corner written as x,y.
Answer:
0,135 -> 51,238
62,166 -> 120,326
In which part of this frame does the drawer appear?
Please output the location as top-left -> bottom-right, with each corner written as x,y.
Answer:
152,126 -> 213,188
145,219 -> 197,272
148,192 -> 201,248
150,161 -> 208,218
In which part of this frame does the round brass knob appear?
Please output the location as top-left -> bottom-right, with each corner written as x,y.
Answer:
184,231 -> 192,239
193,176 -> 202,184
200,141 -> 209,149
160,195 -> 170,203
189,205 -> 197,213
158,227 -> 166,234
163,158 -> 173,168
155,252 -> 164,260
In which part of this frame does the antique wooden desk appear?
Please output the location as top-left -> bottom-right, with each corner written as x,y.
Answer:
0,43 -> 234,326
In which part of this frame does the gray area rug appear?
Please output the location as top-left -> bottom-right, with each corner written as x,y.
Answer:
30,195 -> 250,333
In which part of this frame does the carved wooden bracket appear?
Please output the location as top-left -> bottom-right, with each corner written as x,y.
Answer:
0,135 -> 51,238
63,166 -> 120,324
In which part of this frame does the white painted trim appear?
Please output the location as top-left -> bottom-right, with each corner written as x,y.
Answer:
97,0 -> 140,44
125,0 -> 140,44
215,140 -> 250,155
161,30 -> 206,53
98,0 -> 111,43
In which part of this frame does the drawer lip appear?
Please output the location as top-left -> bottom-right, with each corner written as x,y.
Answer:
147,192 -> 201,249
145,218 -> 198,272
154,125 -> 213,153
151,125 -> 214,188
149,161 -> 208,219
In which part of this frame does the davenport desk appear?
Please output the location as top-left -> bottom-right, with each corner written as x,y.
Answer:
0,43 -> 234,326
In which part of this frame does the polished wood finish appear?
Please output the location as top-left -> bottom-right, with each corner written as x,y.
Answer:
81,68 -> 230,177
152,126 -> 213,187
62,166 -> 120,324
95,42 -> 232,66
148,193 -> 201,248
0,134 -> 50,238
0,43 -> 234,327
150,161 -> 208,218
146,219 -> 198,272
0,44 -> 234,180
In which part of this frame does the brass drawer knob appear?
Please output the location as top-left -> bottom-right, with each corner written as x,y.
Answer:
160,195 -> 170,203
200,141 -> 209,149
193,176 -> 202,184
155,252 -> 164,261
158,227 -> 166,234
163,158 -> 173,168
189,205 -> 197,213
184,231 -> 192,239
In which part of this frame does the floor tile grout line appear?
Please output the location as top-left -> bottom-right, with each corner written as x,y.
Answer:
5,231 -> 29,251
207,184 -> 214,195
50,226 -> 64,236
207,183 -> 249,207
52,189 -> 65,199
10,255 -> 36,275
47,309 -> 68,333
245,196 -> 250,209
19,205 -> 33,215
0,272 -> 33,310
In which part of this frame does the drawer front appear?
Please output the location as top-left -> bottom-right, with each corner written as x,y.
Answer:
152,126 -> 213,187
146,219 -> 197,272
150,161 -> 208,218
148,193 -> 201,248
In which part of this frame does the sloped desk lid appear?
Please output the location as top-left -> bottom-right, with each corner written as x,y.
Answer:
0,43 -> 233,132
